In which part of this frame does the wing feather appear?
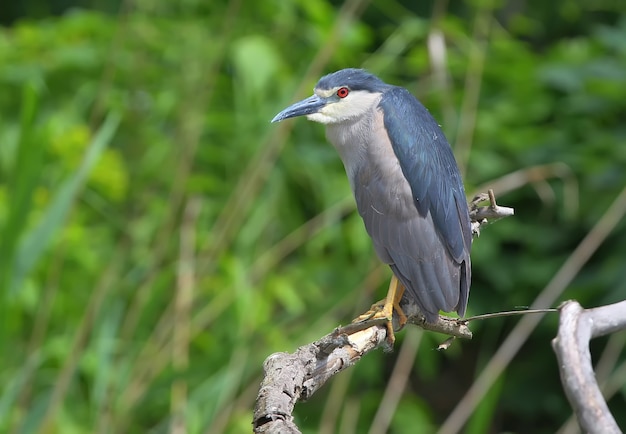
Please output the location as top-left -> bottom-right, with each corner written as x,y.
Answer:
353,87 -> 471,322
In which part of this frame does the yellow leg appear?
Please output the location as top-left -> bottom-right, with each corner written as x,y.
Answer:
351,275 -> 407,345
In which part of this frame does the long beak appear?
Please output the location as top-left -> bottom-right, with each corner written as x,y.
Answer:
271,94 -> 327,123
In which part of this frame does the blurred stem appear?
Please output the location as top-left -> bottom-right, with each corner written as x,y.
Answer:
473,163 -> 579,218
115,2 -> 241,422
319,363 -> 354,434
10,241 -> 67,434
208,372 -> 265,434
36,244 -> 125,434
204,346 -> 250,434
88,0 -> 133,126
594,332 -> 626,389
0,84 -> 42,296
109,5 -> 240,426
170,197 -> 201,434
454,5 -> 492,179
368,327 -> 422,434
118,19 -> 227,418
249,195 -> 355,283
339,398 -> 361,434
119,0 -> 240,356
428,0 -> 456,129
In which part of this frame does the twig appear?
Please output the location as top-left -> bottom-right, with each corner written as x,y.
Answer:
462,308 -> 557,322
552,300 -> 626,434
470,189 -> 515,238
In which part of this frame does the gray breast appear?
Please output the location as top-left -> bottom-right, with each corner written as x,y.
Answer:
325,105 -> 462,320
326,105 -> 416,223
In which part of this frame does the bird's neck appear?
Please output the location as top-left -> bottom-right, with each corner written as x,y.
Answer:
325,100 -> 412,210
325,101 -> 381,177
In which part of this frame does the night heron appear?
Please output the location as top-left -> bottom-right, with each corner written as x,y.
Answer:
272,69 -> 471,342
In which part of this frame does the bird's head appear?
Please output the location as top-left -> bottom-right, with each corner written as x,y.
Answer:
271,68 -> 390,125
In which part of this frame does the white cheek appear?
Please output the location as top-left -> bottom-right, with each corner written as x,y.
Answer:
308,104 -> 353,124
307,112 -> 335,124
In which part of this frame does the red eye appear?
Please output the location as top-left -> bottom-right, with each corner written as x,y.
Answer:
337,87 -> 349,98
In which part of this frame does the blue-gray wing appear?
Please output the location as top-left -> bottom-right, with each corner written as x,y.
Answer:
357,87 -> 471,321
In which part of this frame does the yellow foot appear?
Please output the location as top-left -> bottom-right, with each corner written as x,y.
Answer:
349,275 -> 407,347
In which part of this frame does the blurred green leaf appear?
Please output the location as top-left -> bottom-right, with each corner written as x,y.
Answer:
0,84 -> 43,291
11,112 -> 120,291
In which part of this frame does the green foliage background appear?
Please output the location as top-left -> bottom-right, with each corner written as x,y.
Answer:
1,0 -> 625,433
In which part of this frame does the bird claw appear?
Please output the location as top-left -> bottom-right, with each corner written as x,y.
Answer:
348,297 -> 408,349
352,300 -> 387,323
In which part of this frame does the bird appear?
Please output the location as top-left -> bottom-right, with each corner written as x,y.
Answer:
272,68 -> 471,342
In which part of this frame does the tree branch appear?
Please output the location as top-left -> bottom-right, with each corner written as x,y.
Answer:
551,300 -> 626,434
253,306 -> 472,433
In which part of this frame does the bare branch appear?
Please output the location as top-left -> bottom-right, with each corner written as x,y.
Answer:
470,189 -> 514,237
253,308 -> 472,433
552,300 -> 626,434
